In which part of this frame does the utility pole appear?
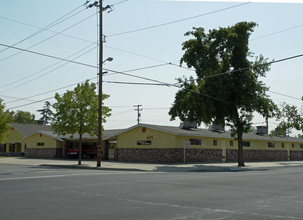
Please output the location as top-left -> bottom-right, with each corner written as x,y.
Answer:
97,0 -> 103,167
87,0 -> 113,167
134,105 -> 143,124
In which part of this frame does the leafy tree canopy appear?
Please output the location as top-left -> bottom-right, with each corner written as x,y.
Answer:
271,102 -> 303,137
11,110 -> 36,124
169,22 -> 277,166
0,99 -> 12,142
52,80 -> 111,137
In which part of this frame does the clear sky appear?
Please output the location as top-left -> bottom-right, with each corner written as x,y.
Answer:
0,0 -> 303,132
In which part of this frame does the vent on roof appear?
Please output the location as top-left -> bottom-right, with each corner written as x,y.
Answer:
208,124 -> 225,133
179,121 -> 197,130
256,126 -> 268,135
37,120 -> 44,125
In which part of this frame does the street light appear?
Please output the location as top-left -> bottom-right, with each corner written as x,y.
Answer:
103,57 -> 113,63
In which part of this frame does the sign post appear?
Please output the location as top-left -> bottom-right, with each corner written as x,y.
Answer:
184,140 -> 190,163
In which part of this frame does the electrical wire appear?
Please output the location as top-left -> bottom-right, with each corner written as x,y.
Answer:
103,67 -> 233,104
1,45 -> 97,93
0,43 -> 98,69
104,81 -> 166,86
7,95 -> 56,110
2,41 -> 303,107
0,42 -> 97,91
268,91 -> 302,101
0,4 -> 85,55
251,24 -> 303,41
107,2 -> 251,37
0,12 -> 97,62
193,53 -> 303,81
112,0 -> 129,6
5,77 -> 97,105
0,16 -> 95,45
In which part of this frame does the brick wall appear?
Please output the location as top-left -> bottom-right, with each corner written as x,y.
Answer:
290,151 -> 303,160
227,149 -> 288,162
25,148 -> 62,159
116,148 -> 222,163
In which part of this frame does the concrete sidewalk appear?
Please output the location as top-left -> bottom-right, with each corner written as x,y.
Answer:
1,157 -> 303,172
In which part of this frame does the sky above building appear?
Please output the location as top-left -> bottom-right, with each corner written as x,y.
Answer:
0,0 -> 302,132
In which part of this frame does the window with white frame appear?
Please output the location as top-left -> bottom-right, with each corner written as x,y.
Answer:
230,140 -> 234,147
37,142 -> 45,147
267,142 -> 276,148
189,138 -> 204,146
243,141 -> 251,147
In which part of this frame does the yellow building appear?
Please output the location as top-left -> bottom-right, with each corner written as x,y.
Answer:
0,123 -> 54,157
112,124 -> 303,163
2,123 -> 303,162
23,130 -> 64,158
0,123 -> 122,159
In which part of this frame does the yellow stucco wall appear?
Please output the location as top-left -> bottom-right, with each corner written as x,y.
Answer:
117,127 -> 176,149
1,127 -> 25,152
116,126 -> 303,152
25,133 -> 62,149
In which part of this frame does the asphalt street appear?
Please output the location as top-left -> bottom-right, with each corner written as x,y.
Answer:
1,164 -> 303,220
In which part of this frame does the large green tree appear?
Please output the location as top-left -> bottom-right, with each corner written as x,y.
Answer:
0,99 -> 12,142
11,110 -> 36,124
52,80 -> 111,165
169,22 -> 277,166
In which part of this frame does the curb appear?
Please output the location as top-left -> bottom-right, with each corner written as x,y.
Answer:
39,164 -> 151,172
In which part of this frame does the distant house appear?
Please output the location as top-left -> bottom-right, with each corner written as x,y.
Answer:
112,123 -> 303,163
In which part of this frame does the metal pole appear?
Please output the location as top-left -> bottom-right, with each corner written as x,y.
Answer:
184,146 -> 185,163
97,0 -> 103,167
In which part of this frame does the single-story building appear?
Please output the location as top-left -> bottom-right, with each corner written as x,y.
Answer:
2,123 -> 303,162
112,123 -> 303,163
0,123 -> 53,156
0,123 -> 122,159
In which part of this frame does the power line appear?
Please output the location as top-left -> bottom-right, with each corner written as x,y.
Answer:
112,0 -> 129,6
0,43 -> 98,69
5,77 -> 96,104
105,45 -> 195,72
2,41 -> 303,107
7,95 -> 56,110
0,12 -> 97,62
251,24 -> 303,41
104,81 -> 167,86
0,42 -> 97,92
268,91 -> 302,101
0,4 -> 85,55
0,16 -> 95,45
196,53 -> 303,81
107,2 -> 251,37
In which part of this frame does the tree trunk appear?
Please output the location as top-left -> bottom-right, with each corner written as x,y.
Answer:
78,125 -> 83,166
237,128 -> 245,167
235,109 -> 245,167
